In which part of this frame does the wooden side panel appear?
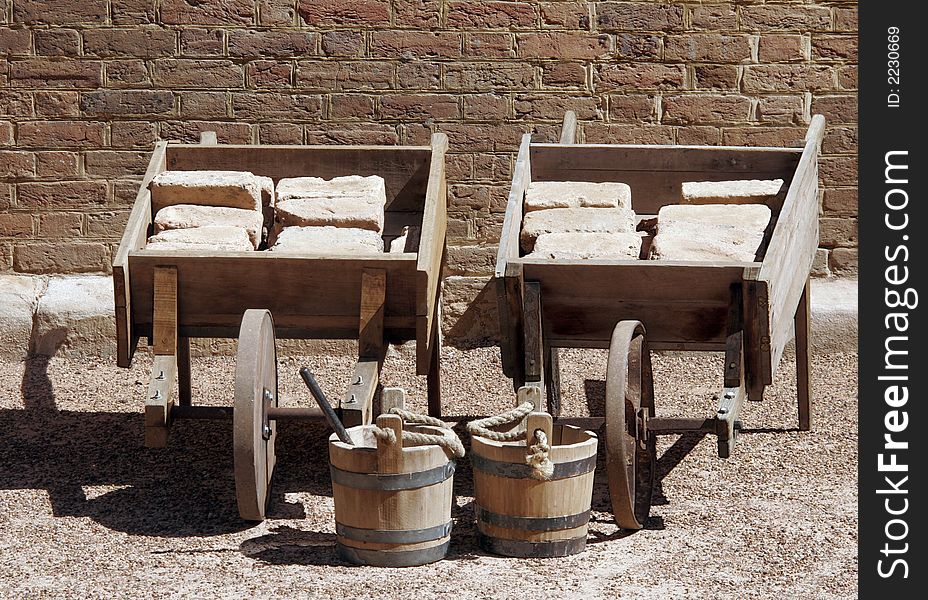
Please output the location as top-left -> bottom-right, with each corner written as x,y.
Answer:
559,111 -> 579,145
522,261 -> 748,347
530,144 -> 801,214
113,141 -> 167,367
416,134 -> 449,375
495,134 -> 532,379
166,145 -> 432,212
746,115 -> 825,390
128,253 -> 418,340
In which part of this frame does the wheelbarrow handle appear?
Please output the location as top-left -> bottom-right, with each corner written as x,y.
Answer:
300,367 -> 354,445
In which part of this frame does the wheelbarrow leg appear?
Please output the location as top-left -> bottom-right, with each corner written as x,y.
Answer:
178,336 -> 192,407
145,266 -> 178,448
342,269 -> 386,428
718,284 -> 745,458
794,277 -> 812,431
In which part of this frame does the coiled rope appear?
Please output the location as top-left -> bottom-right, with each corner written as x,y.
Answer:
466,402 -> 554,480
371,407 -> 465,458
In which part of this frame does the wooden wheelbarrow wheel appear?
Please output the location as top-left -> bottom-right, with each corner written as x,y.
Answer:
605,320 -> 656,530
233,309 -> 279,521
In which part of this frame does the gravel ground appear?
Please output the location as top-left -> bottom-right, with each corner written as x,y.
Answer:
0,345 -> 857,599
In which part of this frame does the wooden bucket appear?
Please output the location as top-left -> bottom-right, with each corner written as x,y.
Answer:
328,414 -> 455,567
471,412 -> 598,557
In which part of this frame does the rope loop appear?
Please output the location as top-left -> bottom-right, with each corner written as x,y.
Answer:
465,402 -> 535,441
525,429 -> 554,481
371,408 -> 465,458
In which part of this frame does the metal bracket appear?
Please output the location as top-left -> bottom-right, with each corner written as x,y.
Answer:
261,388 -> 274,441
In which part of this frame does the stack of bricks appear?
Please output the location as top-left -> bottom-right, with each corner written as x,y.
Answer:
0,1 -> 857,283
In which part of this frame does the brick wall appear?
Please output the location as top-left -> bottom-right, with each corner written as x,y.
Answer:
1,1 -> 857,288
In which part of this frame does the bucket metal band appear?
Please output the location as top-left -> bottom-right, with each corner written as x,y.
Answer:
330,460 -> 456,491
336,540 -> 450,567
336,521 -> 452,545
477,533 -> 587,559
471,453 -> 595,480
476,505 -> 590,532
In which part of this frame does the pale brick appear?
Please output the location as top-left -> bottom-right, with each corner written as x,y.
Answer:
154,205 -> 265,248
270,226 -> 384,254
682,179 -> 784,205
652,204 -> 771,262
524,181 -> 631,213
146,226 -> 254,252
521,208 -> 637,252
149,170 -> 273,213
527,232 -> 642,260
274,175 -> 387,233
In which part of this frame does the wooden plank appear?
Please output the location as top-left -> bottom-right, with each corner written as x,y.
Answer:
178,337 -> 192,407
522,282 -> 544,384
545,346 -> 562,418
746,115 -> 825,391
152,266 -> 177,355
128,252 -> 418,338
795,277 -> 812,431
715,386 -> 745,459
359,269 -> 386,360
742,278 -> 770,401
113,141 -> 167,367
341,360 -> 380,428
166,145 -> 432,212
559,111 -> 578,145
415,133 -> 448,375
724,284 -> 744,388
145,354 -> 176,448
495,134 -> 532,380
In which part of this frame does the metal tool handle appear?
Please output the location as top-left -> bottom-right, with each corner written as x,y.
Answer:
300,368 -> 353,445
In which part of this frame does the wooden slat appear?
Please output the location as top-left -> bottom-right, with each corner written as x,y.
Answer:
745,115 -> 825,393
522,282 -> 544,383
359,269 -> 386,360
144,354 -> 176,448
559,111 -> 578,145
795,277 -> 812,431
415,133 -> 449,375
113,141 -> 167,367
178,337 -> 192,407
166,144 -> 432,211
152,266 -> 177,355
128,252 -> 418,338
724,284 -> 744,388
495,134 -> 532,380
341,360 -> 380,428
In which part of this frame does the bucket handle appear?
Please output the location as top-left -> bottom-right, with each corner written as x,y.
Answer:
376,413 -> 405,474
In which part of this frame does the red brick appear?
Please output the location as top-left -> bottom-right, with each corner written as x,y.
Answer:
246,61 -> 293,89
18,121 -> 106,148
371,31 -> 462,59
14,242 -> 109,274
541,62 -> 587,89
10,59 -> 102,88
517,32 -> 612,60
444,63 -> 535,91
85,151 -> 150,178
615,34 -> 662,60
820,218 -> 857,248
381,94 -> 460,120
595,2 -> 683,32
473,153 -> 511,181
38,212 -> 82,238
161,0 -> 255,25
0,121 -> 10,145
232,93 -> 323,120
258,123 -> 303,144
229,30 -> 319,58
450,184 -> 505,212
665,34 -> 752,63
662,95 -> 752,125
758,34 -> 806,63
80,90 -> 175,117
0,28 -> 32,54
105,60 -> 154,88
180,29 -> 225,56
741,5 -> 832,32
837,66 -> 857,91
834,8 -> 857,33
329,94 -> 376,120
394,0 -> 441,27
13,1 -> 107,24
812,35 -> 857,62
152,59 -> 244,88
86,211 -> 130,238
721,127 -> 807,147
693,65 -> 739,91
112,0 -> 156,25
397,62 -> 441,90
445,154 -> 473,181
0,92 -> 33,117
0,183 -> 10,211
110,121 -> 158,149
0,151 -> 35,178
464,94 -> 510,121
159,121 -> 254,144
0,213 -> 33,238
34,28 -> 80,56
322,31 -> 364,57
35,151 -> 79,177
0,243 -> 11,270
595,63 -> 684,91
436,122 -> 524,152
298,0 -> 390,26
304,123 -> 399,145
112,181 -> 141,207
676,126 -> 721,146
83,28 -> 176,58
609,94 -> 657,122
515,95 -> 601,121
448,2 -> 537,29
811,95 -> 856,123
742,65 -> 834,93
819,156 -> 857,187
34,91 -> 79,117
540,2 -> 590,29
296,61 -> 393,91
464,33 -> 514,58
690,5 -> 737,30
757,95 -> 806,125
259,0 -> 297,26
823,126 -> 857,155
822,187 -> 857,217
829,248 -> 857,274
18,181 -> 107,210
